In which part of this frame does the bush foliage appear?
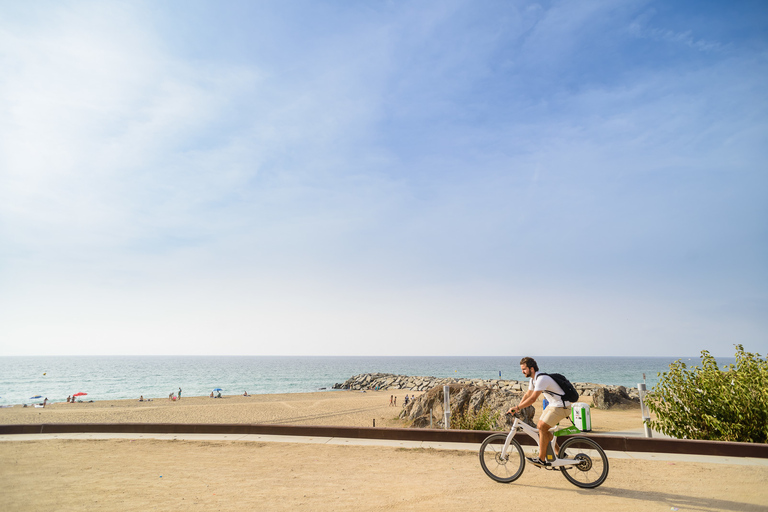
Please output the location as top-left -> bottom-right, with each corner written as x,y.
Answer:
646,345 -> 768,443
450,404 -> 501,431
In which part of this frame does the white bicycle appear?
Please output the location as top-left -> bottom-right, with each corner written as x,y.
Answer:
479,413 -> 609,488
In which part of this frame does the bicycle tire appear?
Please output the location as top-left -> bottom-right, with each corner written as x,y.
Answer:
479,433 -> 525,483
557,436 -> 609,488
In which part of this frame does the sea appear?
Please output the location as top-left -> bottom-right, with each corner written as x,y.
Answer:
0,355 -> 733,406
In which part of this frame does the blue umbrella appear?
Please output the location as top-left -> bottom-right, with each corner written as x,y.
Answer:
213,388 -> 223,392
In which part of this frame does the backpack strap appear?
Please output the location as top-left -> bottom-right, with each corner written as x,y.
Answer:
536,372 -> 566,398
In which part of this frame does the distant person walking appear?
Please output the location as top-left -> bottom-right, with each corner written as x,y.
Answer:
178,388 -> 182,400
389,395 -> 393,406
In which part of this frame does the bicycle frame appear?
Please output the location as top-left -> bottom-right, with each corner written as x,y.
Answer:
500,417 -> 581,468
480,416 -> 610,488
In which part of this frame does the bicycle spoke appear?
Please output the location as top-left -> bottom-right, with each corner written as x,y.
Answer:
479,434 -> 525,483
558,437 -> 609,488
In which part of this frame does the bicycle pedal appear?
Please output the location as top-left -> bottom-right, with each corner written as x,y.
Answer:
526,456 -> 551,469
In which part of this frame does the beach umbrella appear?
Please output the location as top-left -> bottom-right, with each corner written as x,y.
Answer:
213,388 -> 223,392
29,395 -> 43,399
73,392 -> 87,397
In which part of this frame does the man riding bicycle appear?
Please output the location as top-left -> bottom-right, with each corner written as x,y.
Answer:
506,357 -> 572,467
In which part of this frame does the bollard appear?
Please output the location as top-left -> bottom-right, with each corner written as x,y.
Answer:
373,419 -> 375,428
443,385 -> 451,430
638,382 -> 652,438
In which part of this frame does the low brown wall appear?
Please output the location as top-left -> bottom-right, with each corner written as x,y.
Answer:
1,423 -> 766,459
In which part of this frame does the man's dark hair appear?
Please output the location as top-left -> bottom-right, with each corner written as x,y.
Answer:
520,357 -> 538,372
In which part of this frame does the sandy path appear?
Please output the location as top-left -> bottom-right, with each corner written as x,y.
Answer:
2,439 -> 767,512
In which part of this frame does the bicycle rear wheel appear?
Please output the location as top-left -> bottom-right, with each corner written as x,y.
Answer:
479,433 -> 525,483
558,436 -> 609,488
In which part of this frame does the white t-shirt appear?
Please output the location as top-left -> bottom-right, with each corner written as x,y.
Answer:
529,373 -> 571,409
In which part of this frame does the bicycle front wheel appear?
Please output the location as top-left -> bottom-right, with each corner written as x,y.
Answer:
479,433 -> 525,483
558,436 -> 609,488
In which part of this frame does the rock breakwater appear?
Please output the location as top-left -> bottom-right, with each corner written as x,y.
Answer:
333,373 -> 640,400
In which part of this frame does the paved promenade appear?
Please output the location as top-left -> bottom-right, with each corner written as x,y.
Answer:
3,430 -> 766,466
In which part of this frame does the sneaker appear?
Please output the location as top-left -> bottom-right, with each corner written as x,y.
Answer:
526,456 -> 551,468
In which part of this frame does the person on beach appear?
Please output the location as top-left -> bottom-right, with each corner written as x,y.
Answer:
507,357 -> 572,468
389,395 -> 393,406
210,391 -> 214,398
66,396 -> 71,403
178,388 -> 182,400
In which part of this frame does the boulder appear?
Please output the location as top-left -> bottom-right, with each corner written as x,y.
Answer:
592,387 -> 640,410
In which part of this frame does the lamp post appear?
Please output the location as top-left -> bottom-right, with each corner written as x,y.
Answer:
443,385 -> 451,430
638,374 -> 652,438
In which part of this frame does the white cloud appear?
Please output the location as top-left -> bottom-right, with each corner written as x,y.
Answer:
0,5 -> 263,252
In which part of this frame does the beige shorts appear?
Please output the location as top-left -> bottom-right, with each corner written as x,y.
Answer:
540,405 -> 571,427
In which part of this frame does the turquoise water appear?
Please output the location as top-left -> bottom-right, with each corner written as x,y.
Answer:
0,355 -> 731,406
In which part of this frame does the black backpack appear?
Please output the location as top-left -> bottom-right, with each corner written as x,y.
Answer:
537,372 -> 579,403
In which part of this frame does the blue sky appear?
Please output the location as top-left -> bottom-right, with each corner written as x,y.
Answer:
0,0 -> 766,357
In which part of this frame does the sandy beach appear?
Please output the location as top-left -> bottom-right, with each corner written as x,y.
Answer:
2,391 -> 767,511
0,390 -> 644,431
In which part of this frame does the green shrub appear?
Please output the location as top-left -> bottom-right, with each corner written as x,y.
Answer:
450,405 -> 501,430
646,345 -> 768,443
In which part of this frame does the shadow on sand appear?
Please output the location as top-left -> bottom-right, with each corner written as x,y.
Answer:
529,483 -> 768,512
